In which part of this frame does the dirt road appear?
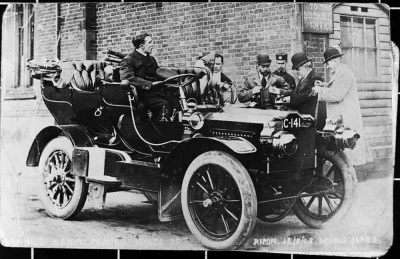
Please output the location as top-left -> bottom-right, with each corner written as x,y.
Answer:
0,165 -> 393,256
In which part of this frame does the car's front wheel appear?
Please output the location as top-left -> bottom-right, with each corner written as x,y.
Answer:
38,136 -> 88,219
181,151 -> 257,250
293,151 -> 358,228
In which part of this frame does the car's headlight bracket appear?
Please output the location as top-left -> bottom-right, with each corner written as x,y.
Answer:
271,131 -> 298,157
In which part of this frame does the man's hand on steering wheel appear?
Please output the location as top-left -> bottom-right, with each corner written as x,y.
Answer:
151,81 -> 163,89
159,74 -> 197,89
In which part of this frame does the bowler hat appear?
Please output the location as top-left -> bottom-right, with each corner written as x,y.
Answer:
256,54 -> 272,65
276,53 -> 288,62
291,52 -> 312,70
323,48 -> 344,63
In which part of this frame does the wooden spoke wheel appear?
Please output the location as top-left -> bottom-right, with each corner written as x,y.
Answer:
38,136 -> 88,219
181,151 -> 257,250
293,151 -> 358,229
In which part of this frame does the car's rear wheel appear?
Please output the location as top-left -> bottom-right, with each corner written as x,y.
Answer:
293,151 -> 358,228
181,151 -> 257,250
38,136 -> 88,219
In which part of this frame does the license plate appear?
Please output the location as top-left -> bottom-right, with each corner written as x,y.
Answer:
283,116 -> 302,129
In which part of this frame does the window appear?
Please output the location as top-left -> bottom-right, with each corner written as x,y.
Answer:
340,15 -> 378,80
1,4 -> 35,99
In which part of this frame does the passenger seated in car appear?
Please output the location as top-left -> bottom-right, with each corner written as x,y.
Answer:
194,52 -> 235,106
120,32 -> 180,120
159,52 -> 223,107
208,53 -> 236,106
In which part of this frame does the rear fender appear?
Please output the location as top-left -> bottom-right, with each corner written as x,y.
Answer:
158,136 -> 256,222
26,125 -> 95,167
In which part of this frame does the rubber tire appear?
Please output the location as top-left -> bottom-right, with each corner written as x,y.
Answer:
38,136 -> 88,219
292,151 -> 358,229
181,151 -> 257,250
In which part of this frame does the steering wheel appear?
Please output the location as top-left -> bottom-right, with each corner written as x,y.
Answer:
159,73 -> 198,89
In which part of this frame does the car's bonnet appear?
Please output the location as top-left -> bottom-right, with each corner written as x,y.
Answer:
205,107 -> 299,125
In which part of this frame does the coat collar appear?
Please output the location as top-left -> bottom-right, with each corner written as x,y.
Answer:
297,69 -> 315,92
250,73 -> 281,89
328,63 -> 346,84
133,49 -> 149,61
300,68 -> 312,81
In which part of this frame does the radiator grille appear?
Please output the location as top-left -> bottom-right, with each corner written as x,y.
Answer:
210,129 -> 257,141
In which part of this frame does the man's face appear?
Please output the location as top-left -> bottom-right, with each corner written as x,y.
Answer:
326,58 -> 339,73
295,64 -> 309,78
258,63 -> 271,76
276,60 -> 286,71
213,57 -> 223,73
142,36 -> 155,54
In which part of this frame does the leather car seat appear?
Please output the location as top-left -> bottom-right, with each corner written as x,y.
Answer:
157,66 -> 208,102
53,60 -> 108,91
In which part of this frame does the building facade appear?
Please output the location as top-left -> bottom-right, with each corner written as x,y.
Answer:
1,2 -> 393,175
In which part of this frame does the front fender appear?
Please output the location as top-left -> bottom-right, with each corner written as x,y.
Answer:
26,125 -> 95,167
158,136 -> 256,222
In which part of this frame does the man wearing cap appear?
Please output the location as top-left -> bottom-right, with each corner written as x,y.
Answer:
312,47 -> 372,165
283,52 -> 324,129
120,32 -> 178,120
238,53 -> 292,109
273,53 -> 296,91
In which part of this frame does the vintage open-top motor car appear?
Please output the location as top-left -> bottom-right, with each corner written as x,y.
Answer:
26,53 -> 360,250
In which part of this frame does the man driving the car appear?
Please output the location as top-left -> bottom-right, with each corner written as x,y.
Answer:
120,32 -> 179,120
238,53 -> 292,109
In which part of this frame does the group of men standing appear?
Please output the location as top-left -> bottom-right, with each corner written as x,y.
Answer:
237,52 -> 325,129
234,49 -> 371,166
119,32 -> 372,166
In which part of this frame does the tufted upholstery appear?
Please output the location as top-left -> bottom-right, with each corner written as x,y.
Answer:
157,66 -> 209,101
53,60 -> 110,91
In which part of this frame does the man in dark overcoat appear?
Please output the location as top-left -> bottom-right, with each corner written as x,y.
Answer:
280,53 -> 326,192
284,52 -> 325,130
120,32 -> 178,120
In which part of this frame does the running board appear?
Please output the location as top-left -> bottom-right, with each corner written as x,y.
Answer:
86,175 -> 122,186
72,147 -> 132,180
115,160 -> 162,192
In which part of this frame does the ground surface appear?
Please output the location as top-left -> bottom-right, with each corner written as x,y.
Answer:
0,161 -> 393,256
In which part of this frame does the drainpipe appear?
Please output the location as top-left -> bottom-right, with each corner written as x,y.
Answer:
56,3 -> 60,60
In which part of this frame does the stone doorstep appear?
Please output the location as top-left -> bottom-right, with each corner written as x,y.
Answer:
354,158 -> 394,182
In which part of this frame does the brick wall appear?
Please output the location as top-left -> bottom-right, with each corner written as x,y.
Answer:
94,2 -> 300,84
60,3 -> 86,61
35,3 -> 99,61
303,33 -> 328,79
34,3 -> 84,61
34,4 -> 57,61
34,2 -> 306,83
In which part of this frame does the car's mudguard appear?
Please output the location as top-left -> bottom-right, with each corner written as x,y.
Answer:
158,136 -> 257,222
26,124 -> 95,167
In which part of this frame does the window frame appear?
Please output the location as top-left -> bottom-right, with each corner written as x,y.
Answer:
339,14 -> 381,82
2,4 -> 36,100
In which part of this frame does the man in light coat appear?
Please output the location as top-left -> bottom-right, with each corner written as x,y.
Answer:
312,48 -> 373,166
